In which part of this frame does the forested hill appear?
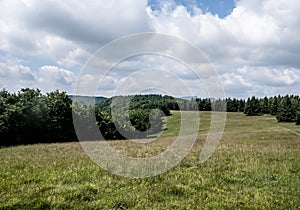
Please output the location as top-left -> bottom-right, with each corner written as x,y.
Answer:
68,95 -> 107,105
0,88 -> 299,146
94,94 -> 300,125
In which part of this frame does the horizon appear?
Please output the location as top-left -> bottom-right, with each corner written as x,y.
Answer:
2,87 -> 298,101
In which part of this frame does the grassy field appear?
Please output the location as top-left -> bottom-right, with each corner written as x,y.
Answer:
0,112 -> 299,209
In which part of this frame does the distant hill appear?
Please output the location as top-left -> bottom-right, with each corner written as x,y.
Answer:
181,96 -> 197,100
68,95 -> 107,105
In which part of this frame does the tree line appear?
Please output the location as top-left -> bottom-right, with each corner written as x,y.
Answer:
0,88 -> 299,146
0,90 -> 171,146
0,88 -> 76,146
243,95 -> 300,124
184,95 -> 300,124
169,96 -> 299,125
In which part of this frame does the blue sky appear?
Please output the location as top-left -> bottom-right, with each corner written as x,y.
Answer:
148,0 -> 236,17
0,0 -> 299,98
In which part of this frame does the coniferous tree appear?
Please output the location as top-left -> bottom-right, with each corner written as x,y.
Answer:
244,98 -> 251,115
276,95 -> 296,122
262,96 -> 270,114
226,98 -> 238,112
244,96 -> 262,116
238,99 -> 245,112
270,96 -> 279,115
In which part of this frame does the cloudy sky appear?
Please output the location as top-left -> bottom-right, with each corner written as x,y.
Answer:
0,0 -> 299,98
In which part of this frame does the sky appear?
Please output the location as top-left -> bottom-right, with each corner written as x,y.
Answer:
0,0 -> 299,98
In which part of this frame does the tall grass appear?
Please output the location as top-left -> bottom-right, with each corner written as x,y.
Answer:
0,112 -> 299,209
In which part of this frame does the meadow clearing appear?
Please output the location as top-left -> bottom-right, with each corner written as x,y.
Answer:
0,111 -> 299,209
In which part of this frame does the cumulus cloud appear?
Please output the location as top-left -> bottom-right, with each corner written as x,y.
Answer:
145,0 -> 300,97
0,0 -> 151,67
0,0 -> 299,98
219,65 -> 300,97
0,58 -> 37,91
0,59 -> 75,93
57,48 -> 91,68
147,0 -> 300,68
237,66 -> 300,87
39,65 -> 76,88
23,0 -> 150,44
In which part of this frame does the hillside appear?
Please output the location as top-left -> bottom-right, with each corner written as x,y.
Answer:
68,95 -> 107,105
0,112 -> 299,209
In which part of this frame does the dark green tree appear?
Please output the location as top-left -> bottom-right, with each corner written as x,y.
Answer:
261,96 -> 270,114
244,96 -> 262,116
276,95 -> 296,122
226,98 -> 240,112
197,98 -> 211,111
15,88 -> 47,144
44,90 -> 76,142
270,96 -> 279,115
0,90 -> 20,146
238,99 -> 245,112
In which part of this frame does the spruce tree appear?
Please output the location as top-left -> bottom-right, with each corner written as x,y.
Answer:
270,96 -> 278,115
262,96 -> 270,114
244,98 -> 251,115
244,96 -> 262,116
276,95 -> 295,122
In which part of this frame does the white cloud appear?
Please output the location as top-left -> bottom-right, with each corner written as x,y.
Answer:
145,0 -> 300,97
58,48 -> 91,68
39,66 -> 75,84
0,0 -> 150,68
0,0 -> 300,98
147,0 -> 300,68
38,65 -> 76,92
0,59 -> 76,93
0,59 -> 37,91
237,66 -> 300,87
218,65 -> 300,98
115,69 -> 199,97
75,73 -> 120,97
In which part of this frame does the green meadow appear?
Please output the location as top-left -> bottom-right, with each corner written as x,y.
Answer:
0,112 -> 299,209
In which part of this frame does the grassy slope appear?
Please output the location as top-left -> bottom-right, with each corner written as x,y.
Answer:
0,112 -> 299,209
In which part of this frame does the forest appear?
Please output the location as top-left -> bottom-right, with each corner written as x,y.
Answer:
0,88 -> 299,146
